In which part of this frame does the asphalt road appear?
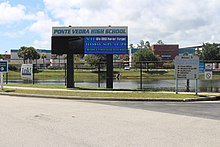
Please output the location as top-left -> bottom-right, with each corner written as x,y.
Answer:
0,95 -> 220,147
93,100 -> 220,120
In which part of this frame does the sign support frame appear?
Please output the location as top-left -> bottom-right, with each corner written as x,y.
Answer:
175,79 -> 178,94
195,79 -> 198,95
0,60 -> 8,90
67,54 -> 74,88
0,72 -> 3,90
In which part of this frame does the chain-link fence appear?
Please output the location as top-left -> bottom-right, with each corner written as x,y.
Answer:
3,61 -> 220,92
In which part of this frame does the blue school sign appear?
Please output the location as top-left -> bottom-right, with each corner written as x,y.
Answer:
52,26 -> 128,54
0,60 -> 8,72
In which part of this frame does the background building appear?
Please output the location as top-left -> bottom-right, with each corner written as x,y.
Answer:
179,47 -> 196,55
151,44 -> 179,61
179,45 -> 203,55
0,54 -> 11,60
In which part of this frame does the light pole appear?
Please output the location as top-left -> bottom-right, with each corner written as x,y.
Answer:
4,51 -> 8,60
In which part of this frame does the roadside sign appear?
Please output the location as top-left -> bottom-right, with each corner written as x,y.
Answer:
204,71 -> 212,80
199,62 -> 204,73
174,53 -> 199,95
21,64 -> 33,80
204,63 -> 213,80
0,60 -> 8,90
0,60 -> 8,73
174,53 -> 199,79
205,63 -> 213,71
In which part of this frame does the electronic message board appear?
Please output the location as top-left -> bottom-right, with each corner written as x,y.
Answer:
51,26 -> 128,54
84,36 -> 128,54
52,36 -> 84,54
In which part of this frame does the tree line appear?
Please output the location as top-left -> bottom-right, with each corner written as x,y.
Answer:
17,46 -> 47,64
16,42 -> 220,66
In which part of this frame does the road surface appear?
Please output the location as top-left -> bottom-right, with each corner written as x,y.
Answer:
93,101 -> 220,120
0,95 -> 219,147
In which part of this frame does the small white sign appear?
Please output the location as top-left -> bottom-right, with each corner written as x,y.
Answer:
21,64 -> 33,80
205,63 -> 213,71
205,71 -> 212,80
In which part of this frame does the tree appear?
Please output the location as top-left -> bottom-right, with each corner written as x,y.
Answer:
157,40 -> 164,44
145,41 -> 151,49
129,44 -> 134,49
136,40 -> 151,49
133,49 -> 160,62
17,46 -> 28,63
122,54 -> 129,61
17,46 -> 40,63
195,48 -> 204,59
41,54 -> 47,66
84,55 -> 106,67
202,43 -> 220,60
35,53 -> 40,68
140,40 -> 145,48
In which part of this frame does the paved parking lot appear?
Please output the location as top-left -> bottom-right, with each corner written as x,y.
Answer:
0,95 -> 219,147
94,100 -> 220,120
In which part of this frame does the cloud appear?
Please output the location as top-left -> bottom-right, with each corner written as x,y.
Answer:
41,0 -> 220,47
28,11 -> 60,49
0,2 -> 33,25
3,29 -> 26,38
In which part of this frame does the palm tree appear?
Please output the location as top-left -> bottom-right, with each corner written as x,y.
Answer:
0,54 -> 3,59
17,46 -> 28,63
17,46 -> 40,64
35,53 -> 40,69
41,54 -> 47,68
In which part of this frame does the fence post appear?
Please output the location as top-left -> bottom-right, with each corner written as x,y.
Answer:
140,62 -> 143,89
186,79 -> 190,92
106,55 -> 113,88
0,73 -> 3,90
32,64 -> 35,85
64,63 -> 67,86
98,63 -> 101,88
6,73 -> 8,84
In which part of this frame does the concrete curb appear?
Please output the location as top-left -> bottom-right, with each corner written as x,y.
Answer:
183,96 -> 220,102
0,92 -> 219,102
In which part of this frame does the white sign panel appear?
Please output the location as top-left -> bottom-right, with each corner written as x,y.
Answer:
174,54 -> 199,79
204,71 -> 212,80
52,26 -> 128,36
21,64 -> 33,80
205,63 -> 213,71
204,63 -> 213,80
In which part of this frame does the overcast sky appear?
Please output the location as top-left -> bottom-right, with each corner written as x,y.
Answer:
0,0 -> 220,53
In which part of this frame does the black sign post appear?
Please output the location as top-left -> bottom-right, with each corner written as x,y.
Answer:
106,55 -> 113,88
67,54 -> 74,88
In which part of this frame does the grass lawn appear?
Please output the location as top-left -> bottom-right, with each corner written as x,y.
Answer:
1,84 -> 211,99
1,88 -> 202,99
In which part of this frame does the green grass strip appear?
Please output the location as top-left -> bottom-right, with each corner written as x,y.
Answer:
1,88 -> 202,99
